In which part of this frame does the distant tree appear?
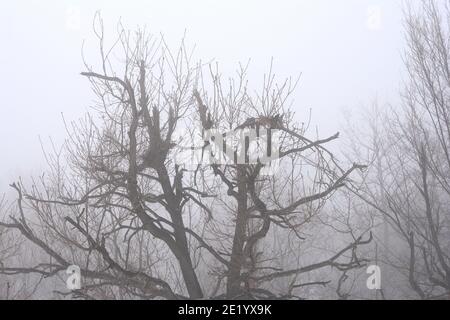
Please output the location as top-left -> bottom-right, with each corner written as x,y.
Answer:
0,195 -> 35,299
348,1 -> 450,299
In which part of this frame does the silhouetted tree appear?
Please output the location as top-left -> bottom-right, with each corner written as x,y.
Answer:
348,1 -> 450,299
0,15 -> 370,300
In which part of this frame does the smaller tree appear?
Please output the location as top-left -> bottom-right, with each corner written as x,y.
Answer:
347,1 -> 450,299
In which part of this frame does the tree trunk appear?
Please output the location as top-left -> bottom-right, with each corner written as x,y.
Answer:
227,165 -> 248,298
157,166 -> 204,299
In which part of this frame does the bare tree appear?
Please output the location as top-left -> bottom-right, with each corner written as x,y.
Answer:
0,16 -> 370,300
348,1 -> 450,299
0,195 -> 39,300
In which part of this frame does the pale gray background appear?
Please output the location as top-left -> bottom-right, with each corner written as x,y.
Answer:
0,0 -> 405,189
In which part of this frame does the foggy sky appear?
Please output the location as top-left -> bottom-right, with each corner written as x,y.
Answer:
0,0 -> 405,192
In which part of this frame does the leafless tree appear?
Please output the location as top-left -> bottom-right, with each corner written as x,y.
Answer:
0,15 -> 370,300
0,195 -> 39,300
347,1 -> 450,299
